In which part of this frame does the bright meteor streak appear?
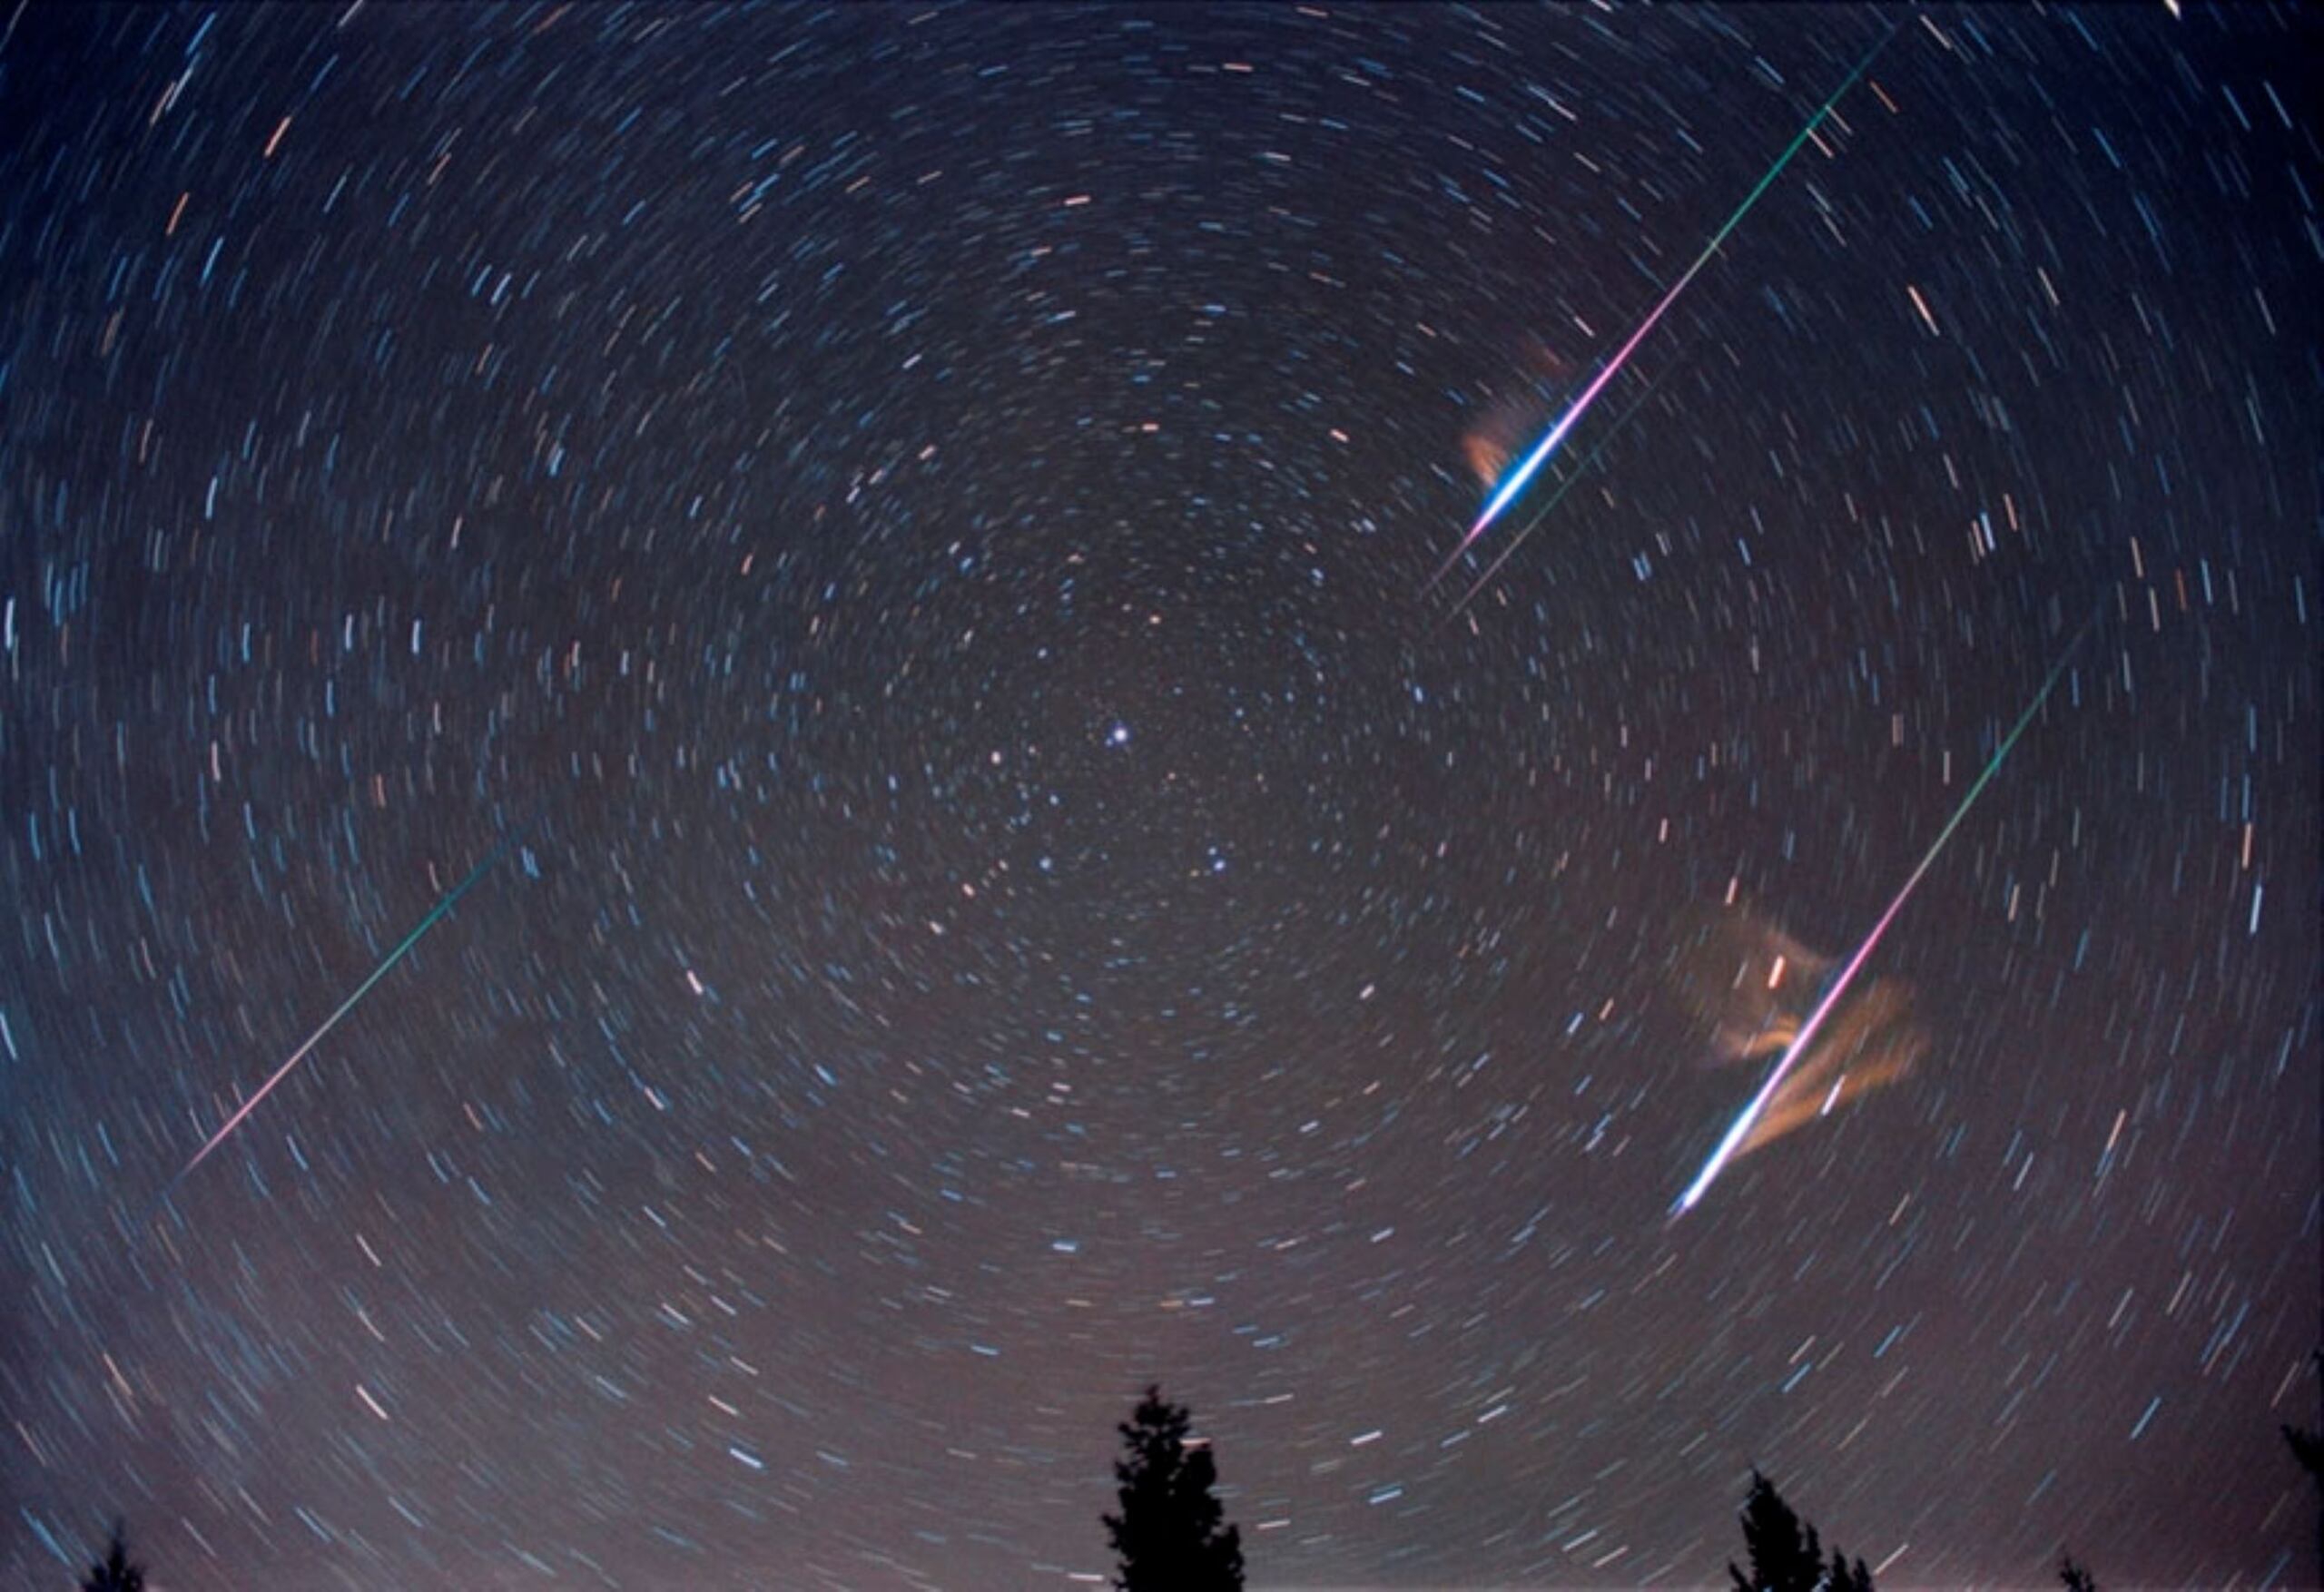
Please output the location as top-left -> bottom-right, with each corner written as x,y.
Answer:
1445,366 -> 1671,619
157,824 -> 526,1205
1431,25 -> 1895,589
1672,614 -> 2094,1216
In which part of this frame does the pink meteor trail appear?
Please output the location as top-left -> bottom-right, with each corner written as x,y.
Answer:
1673,615 -> 2094,1216
1430,26 -> 1894,592
159,828 -> 522,1204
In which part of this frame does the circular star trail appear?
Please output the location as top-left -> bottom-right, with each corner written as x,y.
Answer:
2,6 -> 2315,1589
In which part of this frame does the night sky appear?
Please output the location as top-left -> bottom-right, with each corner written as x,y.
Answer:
2,5 -> 2317,1589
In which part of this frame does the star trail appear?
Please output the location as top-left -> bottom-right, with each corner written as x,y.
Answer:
1,6 -> 2315,1590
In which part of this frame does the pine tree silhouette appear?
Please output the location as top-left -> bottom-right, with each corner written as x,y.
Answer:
2292,1419 -> 2324,1481
2284,1349 -> 2324,1591
81,1519 -> 144,1592
1102,1385 -> 1244,1592
1827,1541 -> 1876,1592
2057,1551 -> 2099,1591
1728,1470 -> 1873,1592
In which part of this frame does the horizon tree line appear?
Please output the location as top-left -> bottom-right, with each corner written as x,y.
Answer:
1097,1364 -> 2324,1591
71,1352 -> 2324,1589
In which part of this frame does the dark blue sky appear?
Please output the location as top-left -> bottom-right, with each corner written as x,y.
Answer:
1,5 -> 2315,1587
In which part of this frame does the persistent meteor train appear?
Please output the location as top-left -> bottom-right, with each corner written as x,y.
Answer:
1673,614 -> 2095,1215
1446,369 -> 1670,619
1432,24 -> 1896,592
1672,909 -> 1926,1164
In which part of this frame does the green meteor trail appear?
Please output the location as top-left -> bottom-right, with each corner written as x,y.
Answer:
156,822 -> 527,1207
1433,23 -> 1897,588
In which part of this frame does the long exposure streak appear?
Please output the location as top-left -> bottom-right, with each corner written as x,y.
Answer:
1431,25 -> 1895,591
159,826 -> 526,1204
1446,369 -> 1670,620
1673,614 -> 2094,1216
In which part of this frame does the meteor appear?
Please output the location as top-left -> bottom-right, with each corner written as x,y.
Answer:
156,821 -> 527,1207
1444,366 -> 1670,619
1431,25 -> 1896,588
1672,614 -> 2094,1216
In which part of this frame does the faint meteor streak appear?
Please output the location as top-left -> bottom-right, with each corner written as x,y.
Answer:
1431,25 -> 1895,589
1672,614 -> 2094,1216
158,824 -> 526,1204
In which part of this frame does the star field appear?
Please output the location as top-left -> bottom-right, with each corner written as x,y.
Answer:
1,5 -> 2316,1588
